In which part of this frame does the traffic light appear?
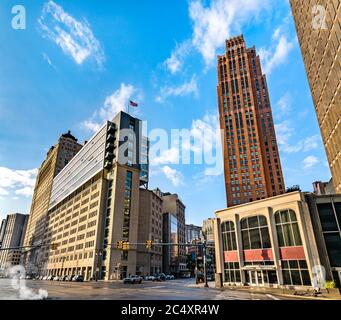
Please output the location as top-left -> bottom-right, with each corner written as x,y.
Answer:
145,240 -> 153,249
122,242 -> 129,251
51,243 -> 59,250
116,241 -> 124,249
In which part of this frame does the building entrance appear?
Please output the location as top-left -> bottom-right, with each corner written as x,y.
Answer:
244,267 -> 278,287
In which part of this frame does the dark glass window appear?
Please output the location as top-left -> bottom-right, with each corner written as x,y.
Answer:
281,260 -> 311,286
317,203 -> 338,232
224,262 -> 241,283
324,233 -> 341,267
334,202 -> 341,227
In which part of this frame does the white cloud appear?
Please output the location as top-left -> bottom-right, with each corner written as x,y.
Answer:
162,166 -> 184,186
38,1 -> 105,67
164,40 -> 192,74
163,0 -> 270,71
0,167 -> 38,198
15,187 -> 34,197
276,92 -> 292,116
82,83 -> 138,132
275,121 -> 322,154
259,23 -> 295,75
156,76 -> 198,103
151,147 -> 180,166
302,156 -> 319,169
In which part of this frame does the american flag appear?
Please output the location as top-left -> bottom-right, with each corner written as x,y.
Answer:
129,100 -> 138,107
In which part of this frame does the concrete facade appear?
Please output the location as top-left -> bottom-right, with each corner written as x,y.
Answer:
24,112 -> 150,280
23,131 -> 82,272
214,191 -> 341,289
137,189 -> 163,276
290,0 -> 341,193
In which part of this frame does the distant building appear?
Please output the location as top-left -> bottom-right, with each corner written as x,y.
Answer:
185,224 -> 203,243
214,191 -> 341,289
203,218 -> 215,243
0,219 -> 6,248
159,192 -> 187,275
137,189 -> 163,276
22,130 -> 82,273
313,180 -> 335,195
162,212 -> 179,275
0,213 -> 28,270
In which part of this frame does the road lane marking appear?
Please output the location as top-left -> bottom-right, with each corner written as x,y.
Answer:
266,294 -> 280,300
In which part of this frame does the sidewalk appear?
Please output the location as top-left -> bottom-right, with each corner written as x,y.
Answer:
190,282 -> 341,300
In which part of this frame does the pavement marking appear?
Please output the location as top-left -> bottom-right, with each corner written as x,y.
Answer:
145,286 -> 166,290
266,294 -> 280,300
251,293 -> 260,300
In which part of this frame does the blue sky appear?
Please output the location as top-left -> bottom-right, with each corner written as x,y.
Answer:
0,0 -> 331,226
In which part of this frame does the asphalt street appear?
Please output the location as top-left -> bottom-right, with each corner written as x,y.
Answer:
0,278 -> 302,300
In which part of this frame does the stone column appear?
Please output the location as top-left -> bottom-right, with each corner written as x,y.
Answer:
266,206 -> 283,286
234,213 -> 246,284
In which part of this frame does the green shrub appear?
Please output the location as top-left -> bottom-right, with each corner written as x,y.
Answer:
325,280 -> 336,289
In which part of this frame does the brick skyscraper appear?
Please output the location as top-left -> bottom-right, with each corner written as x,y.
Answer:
217,35 -> 285,207
290,0 -> 341,193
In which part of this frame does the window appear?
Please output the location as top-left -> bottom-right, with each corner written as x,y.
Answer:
224,262 -> 241,283
241,215 -> 271,249
281,260 -> 311,286
221,221 -> 237,251
317,203 -> 338,231
122,171 -> 133,240
324,233 -> 341,267
275,210 -> 302,247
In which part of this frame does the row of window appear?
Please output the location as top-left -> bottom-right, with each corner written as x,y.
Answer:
222,209 -> 303,251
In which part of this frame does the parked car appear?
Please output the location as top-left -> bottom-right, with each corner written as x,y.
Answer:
66,275 -> 74,281
42,276 -> 48,280
53,276 -> 60,281
60,275 -> 68,281
207,273 -> 215,281
72,275 -> 84,282
47,275 -> 54,281
146,275 -> 156,281
123,275 -> 142,284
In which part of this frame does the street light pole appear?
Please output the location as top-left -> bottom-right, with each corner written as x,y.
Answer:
203,242 -> 208,288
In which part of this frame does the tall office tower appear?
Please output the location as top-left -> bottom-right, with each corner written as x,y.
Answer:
290,1 -> 341,192
0,219 -> 6,248
0,213 -> 28,270
156,190 -> 187,276
137,189 -> 163,275
23,131 -> 82,272
217,35 -> 285,207
40,111 -> 149,280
